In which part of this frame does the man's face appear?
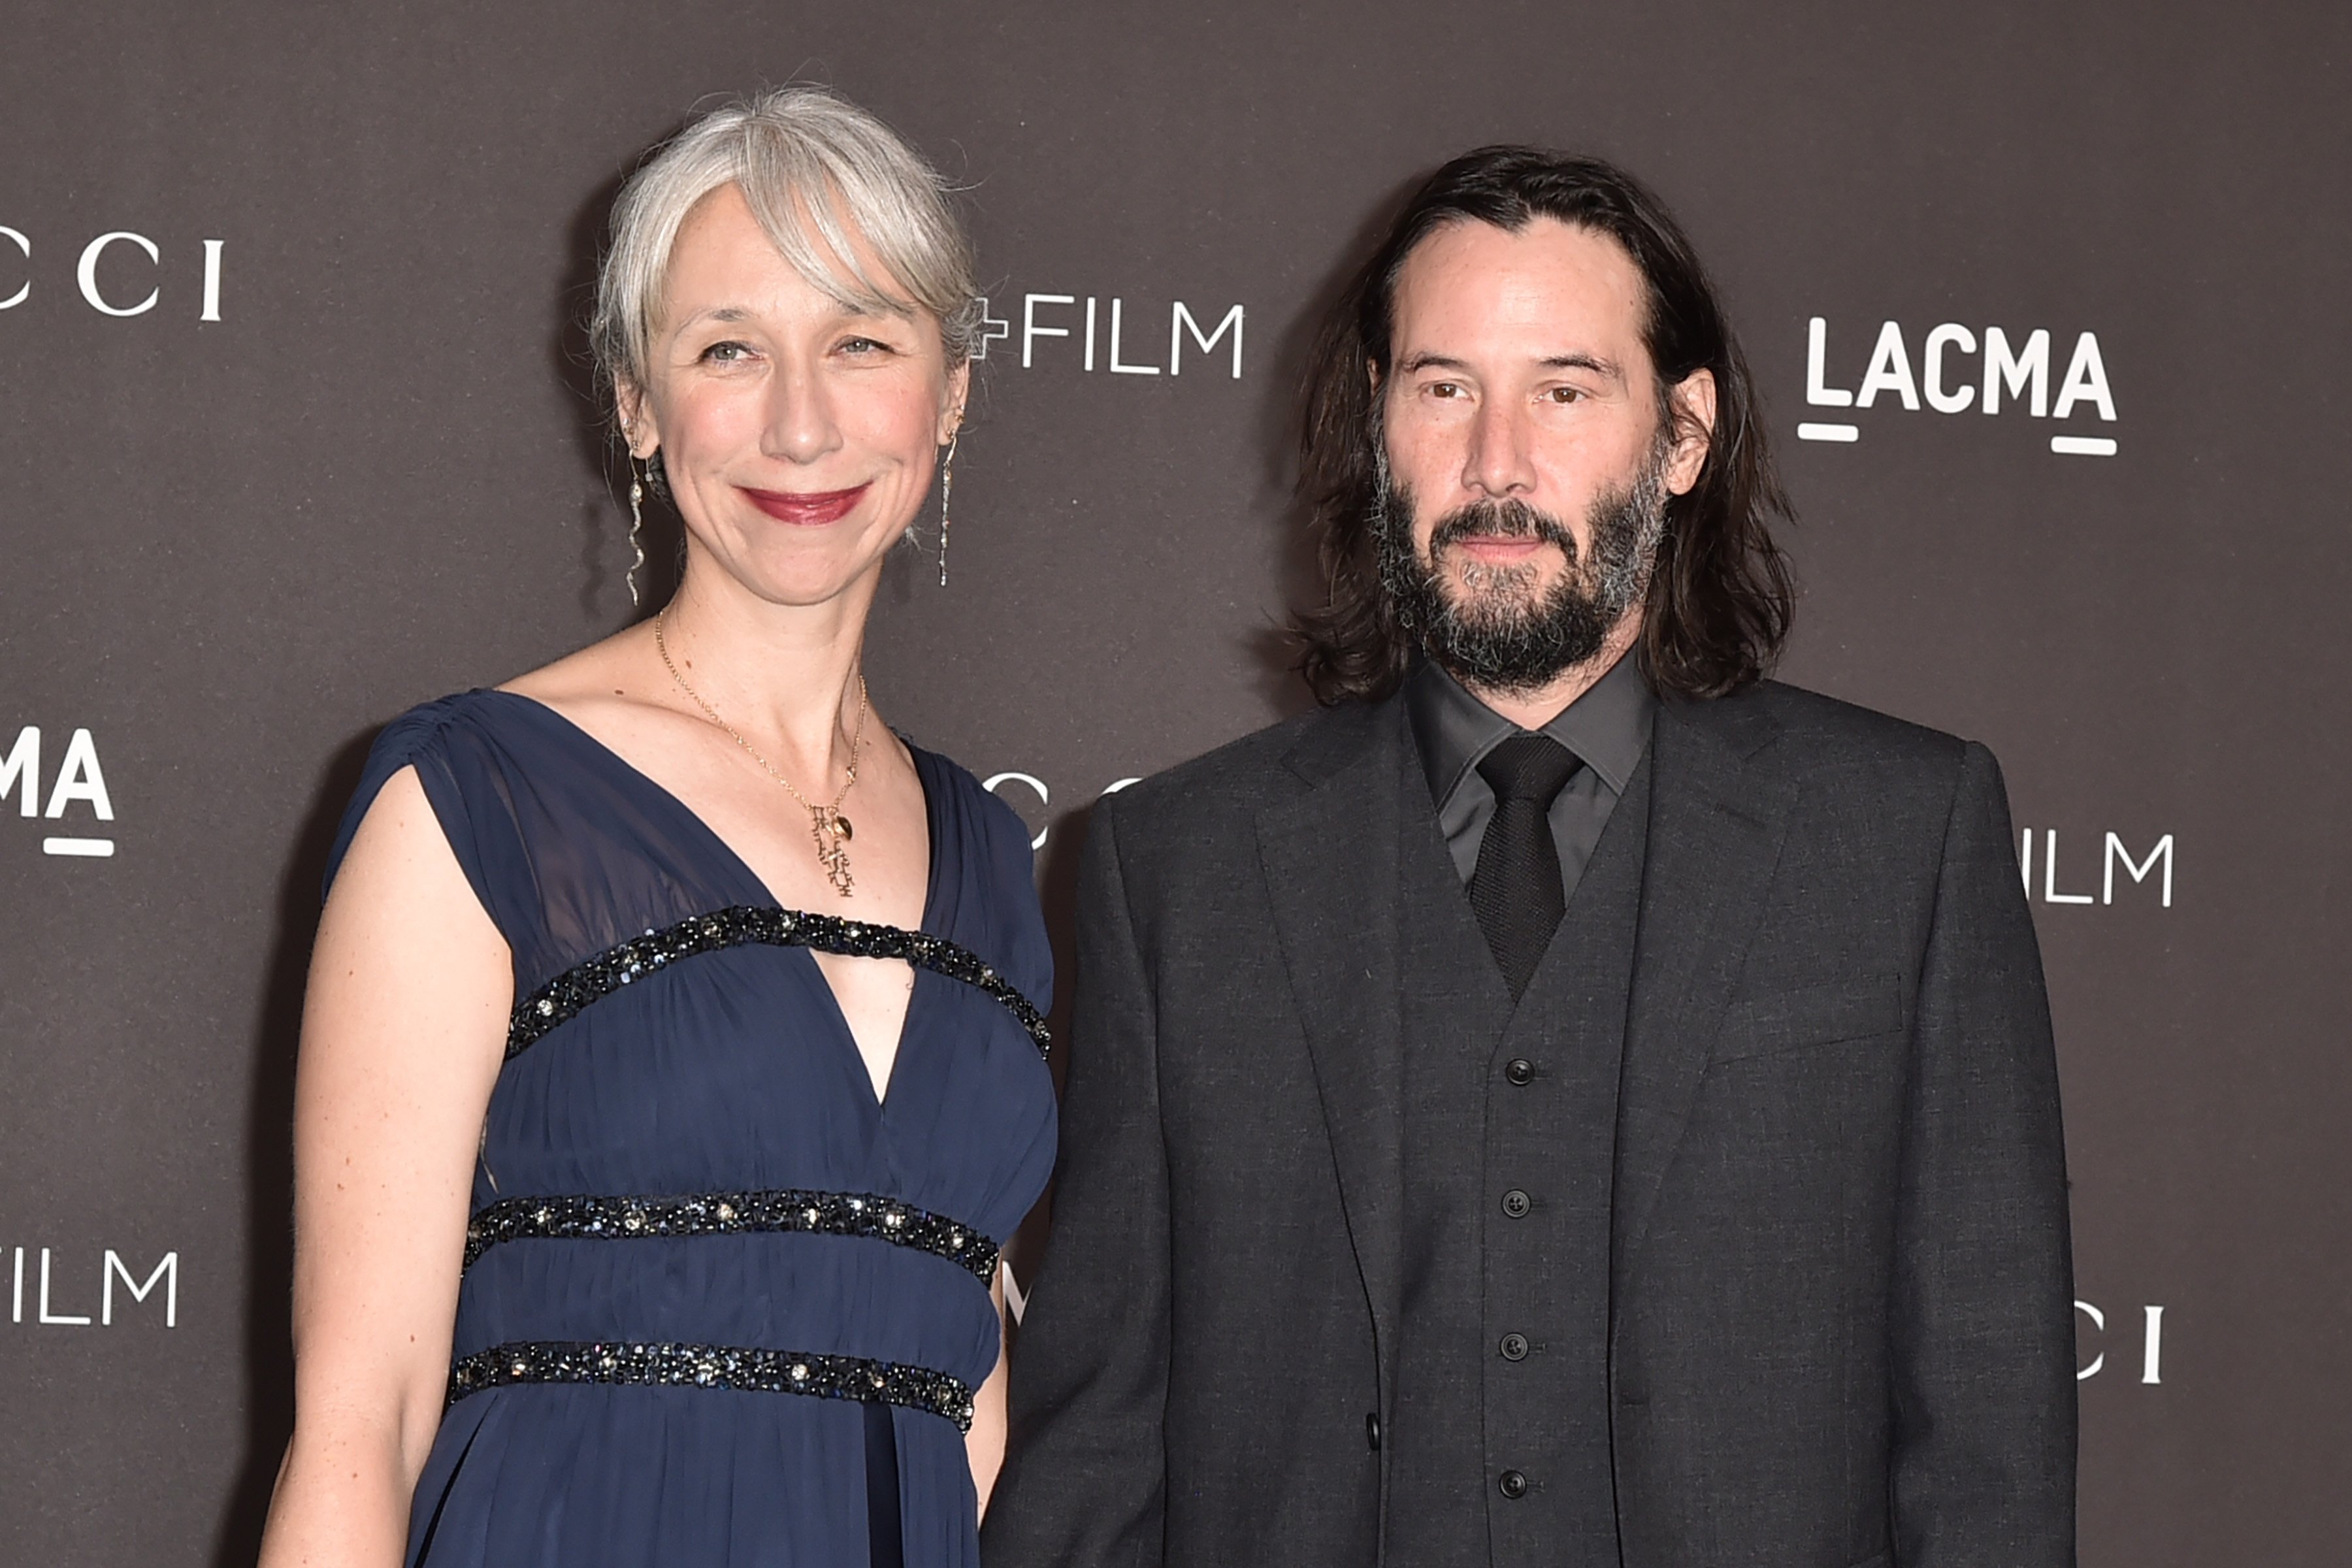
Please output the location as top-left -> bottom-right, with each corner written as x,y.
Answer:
1377,217 -> 1714,693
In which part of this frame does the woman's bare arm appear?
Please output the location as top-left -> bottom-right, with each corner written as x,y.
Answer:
255,768 -> 511,1568
966,1267 -> 1013,1518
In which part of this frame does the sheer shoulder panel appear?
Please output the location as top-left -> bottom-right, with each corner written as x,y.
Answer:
323,692 -> 774,992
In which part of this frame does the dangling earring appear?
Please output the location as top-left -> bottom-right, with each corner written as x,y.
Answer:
625,455 -> 650,608
937,430 -> 958,587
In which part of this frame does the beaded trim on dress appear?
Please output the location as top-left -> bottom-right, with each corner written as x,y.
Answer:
448,1340 -> 976,1432
464,1188 -> 1000,1282
507,904 -> 1051,1059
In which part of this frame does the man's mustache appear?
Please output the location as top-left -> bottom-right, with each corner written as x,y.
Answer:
1427,498 -> 1580,560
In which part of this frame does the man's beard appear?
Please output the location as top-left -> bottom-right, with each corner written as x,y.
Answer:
1376,443 -> 1671,695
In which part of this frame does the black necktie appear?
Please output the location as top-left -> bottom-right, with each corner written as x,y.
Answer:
1467,733 -> 1584,999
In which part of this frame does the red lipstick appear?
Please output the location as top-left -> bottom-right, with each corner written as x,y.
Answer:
739,483 -> 870,526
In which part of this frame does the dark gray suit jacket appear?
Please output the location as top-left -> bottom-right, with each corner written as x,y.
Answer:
984,683 -> 2075,1568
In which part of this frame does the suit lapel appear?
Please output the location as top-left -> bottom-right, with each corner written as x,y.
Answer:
1254,698 -> 1410,1370
1612,691 -> 1795,1279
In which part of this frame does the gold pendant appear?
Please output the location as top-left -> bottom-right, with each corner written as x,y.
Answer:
811,808 -> 855,898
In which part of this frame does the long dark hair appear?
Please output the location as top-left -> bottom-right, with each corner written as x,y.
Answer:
1292,146 -> 1795,704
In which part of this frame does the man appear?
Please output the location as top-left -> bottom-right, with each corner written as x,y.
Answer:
985,148 -> 2074,1568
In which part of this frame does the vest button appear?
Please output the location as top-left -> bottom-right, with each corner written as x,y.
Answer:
1500,1188 -> 1531,1218
1499,1333 -> 1529,1362
1497,1469 -> 1529,1500
1505,1057 -> 1535,1086
1365,1413 -> 1382,1451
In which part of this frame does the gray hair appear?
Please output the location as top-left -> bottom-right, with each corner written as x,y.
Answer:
591,86 -> 981,403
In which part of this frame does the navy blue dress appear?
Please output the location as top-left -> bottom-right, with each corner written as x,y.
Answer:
322,690 -> 1058,1567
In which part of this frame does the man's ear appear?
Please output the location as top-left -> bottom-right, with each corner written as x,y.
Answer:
1662,367 -> 1717,497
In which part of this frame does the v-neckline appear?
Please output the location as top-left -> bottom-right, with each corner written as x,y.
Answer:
484,689 -> 947,1113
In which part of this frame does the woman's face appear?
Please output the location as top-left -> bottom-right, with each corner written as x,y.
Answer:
623,182 -> 966,612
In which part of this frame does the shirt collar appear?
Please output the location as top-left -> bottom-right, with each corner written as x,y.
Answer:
1405,648 -> 1657,810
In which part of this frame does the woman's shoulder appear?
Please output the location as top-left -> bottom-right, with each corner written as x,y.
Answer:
367,688 -> 510,756
371,617 -> 647,770
326,691 -> 527,894
493,624 -> 644,710
357,687 -> 592,796
906,739 -> 1034,868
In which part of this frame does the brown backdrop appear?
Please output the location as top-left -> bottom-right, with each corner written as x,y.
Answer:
3,3 -> 2346,1563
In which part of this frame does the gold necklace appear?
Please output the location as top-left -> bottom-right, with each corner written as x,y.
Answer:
654,610 -> 870,898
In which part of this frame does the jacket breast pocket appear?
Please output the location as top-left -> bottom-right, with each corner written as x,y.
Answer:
1710,976 -> 1904,1066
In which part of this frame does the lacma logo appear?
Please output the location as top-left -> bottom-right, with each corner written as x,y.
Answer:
2,725 -> 116,857
0,227 -> 225,319
1799,317 -> 2117,457
969,293 -> 1246,379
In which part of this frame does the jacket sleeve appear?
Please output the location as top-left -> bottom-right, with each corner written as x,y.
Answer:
1891,741 -> 2078,1566
982,794 -> 1170,1568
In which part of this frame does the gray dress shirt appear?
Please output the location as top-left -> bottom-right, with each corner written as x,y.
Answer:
1403,649 -> 1658,900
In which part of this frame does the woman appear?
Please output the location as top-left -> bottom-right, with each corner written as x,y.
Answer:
256,88 -> 1055,1568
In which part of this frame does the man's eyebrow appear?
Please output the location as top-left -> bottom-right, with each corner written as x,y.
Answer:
1394,350 -> 1627,380
1540,352 -> 1624,380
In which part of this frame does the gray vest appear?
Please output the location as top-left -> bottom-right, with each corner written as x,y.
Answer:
1386,751 -> 1653,1566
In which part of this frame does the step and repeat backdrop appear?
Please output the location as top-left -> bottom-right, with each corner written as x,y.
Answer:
3,2 -> 2345,1563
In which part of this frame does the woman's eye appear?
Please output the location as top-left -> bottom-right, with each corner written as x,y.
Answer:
699,340 -> 753,365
